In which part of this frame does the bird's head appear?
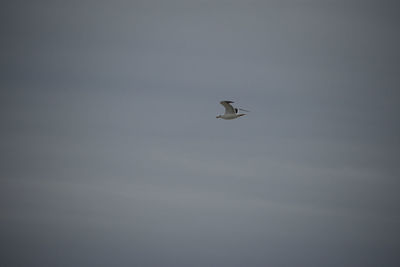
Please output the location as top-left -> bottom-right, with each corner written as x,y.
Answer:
216,115 -> 222,119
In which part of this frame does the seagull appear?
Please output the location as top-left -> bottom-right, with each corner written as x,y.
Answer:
216,101 -> 249,120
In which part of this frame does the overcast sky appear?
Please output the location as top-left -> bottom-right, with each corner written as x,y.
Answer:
1,0 -> 400,266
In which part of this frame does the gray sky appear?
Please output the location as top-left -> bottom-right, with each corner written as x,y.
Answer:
1,0 -> 400,266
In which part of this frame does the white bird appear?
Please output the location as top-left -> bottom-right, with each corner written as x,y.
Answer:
216,101 -> 249,120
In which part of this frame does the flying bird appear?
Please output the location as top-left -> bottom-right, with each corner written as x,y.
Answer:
216,101 -> 249,120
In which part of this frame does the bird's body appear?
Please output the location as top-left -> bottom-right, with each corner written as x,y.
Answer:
217,113 -> 245,120
216,101 -> 248,120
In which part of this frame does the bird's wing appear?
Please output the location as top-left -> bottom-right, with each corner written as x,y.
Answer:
220,101 -> 235,114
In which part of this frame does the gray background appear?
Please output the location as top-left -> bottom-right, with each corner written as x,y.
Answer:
1,0 -> 399,266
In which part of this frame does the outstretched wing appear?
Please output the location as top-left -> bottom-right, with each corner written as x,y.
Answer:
220,101 -> 235,114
